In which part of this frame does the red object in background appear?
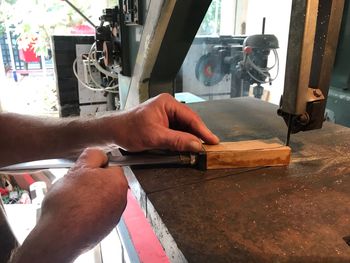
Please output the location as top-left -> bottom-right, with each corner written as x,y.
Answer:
0,187 -> 9,195
244,46 -> 253,55
122,190 -> 170,263
70,25 -> 95,35
19,42 -> 40,63
11,173 -> 35,192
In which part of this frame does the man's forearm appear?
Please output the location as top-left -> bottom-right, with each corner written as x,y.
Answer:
9,221 -> 78,263
0,94 -> 220,166
0,113 -> 119,166
9,216 -> 96,263
9,150 -> 128,263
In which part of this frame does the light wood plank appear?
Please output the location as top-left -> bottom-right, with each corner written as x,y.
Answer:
201,139 -> 291,170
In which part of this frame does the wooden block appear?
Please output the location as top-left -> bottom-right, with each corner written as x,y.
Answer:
198,139 -> 291,170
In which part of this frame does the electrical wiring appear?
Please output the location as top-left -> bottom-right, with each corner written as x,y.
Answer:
247,69 -> 268,84
80,54 -> 116,90
247,54 -> 276,78
245,49 -> 279,84
88,43 -> 119,79
106,79 -> 117,89
86,55 -> 119,91
266,49 -> 279,70
73,58 -> 103,92
72,43 -> 120,94
72,58 -> 118,93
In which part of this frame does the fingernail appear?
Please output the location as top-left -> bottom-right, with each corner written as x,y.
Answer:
190,141 -> 202,152
214,135 -> 220,143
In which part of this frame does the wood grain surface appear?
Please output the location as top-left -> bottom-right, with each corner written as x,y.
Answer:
202,140 -> 291,169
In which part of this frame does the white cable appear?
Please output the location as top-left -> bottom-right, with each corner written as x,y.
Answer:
245,48 -> 279,83
88,63 -> 119,92
269,49 -> 279,81
88,47 -> 120,94
73,58 -> 106,92
86,56 -> 119,91
106,78 -> 117,89
246,58 -> 270,83
247,56 -> 270,77
88,43 -> 119,78
72,58 -> 118,93
247,70 -> 267,84
87,63 -> 119,93
82,47 -> 119,93
87,43 -> 121,92
86,55 -> 119,90
85,61 -> 119,93
267,49 -> 278,70
246,49 -> 278,74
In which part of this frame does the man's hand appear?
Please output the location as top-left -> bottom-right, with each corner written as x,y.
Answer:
0,93 -> 219,166
10,148 -> 128,263
109,93 -> 220,152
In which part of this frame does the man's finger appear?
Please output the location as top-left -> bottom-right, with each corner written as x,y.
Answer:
75,148 -> 108,168
166,100 -> 220,145
157,128 -> 204,152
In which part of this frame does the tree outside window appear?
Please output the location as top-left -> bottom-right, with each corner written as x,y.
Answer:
197,0 -> 222,36
0,0 -> 93,57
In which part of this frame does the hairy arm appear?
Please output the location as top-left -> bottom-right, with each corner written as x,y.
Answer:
9,149 -> 128,263
0,94 -> 219,167
4,94 -> 219,262
0,113 -> 114,166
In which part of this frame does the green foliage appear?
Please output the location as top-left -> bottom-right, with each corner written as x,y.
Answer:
0,24 -> 5,35
4,0 -> 17,4
197,0 -> 222,36
0,0 -> 13,35
0,0 -> 92,56
107,0 -> 118,7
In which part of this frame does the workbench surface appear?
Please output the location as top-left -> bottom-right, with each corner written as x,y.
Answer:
126,97 -> 350,262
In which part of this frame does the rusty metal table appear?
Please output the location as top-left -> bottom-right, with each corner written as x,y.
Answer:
124,97 -> 350,262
